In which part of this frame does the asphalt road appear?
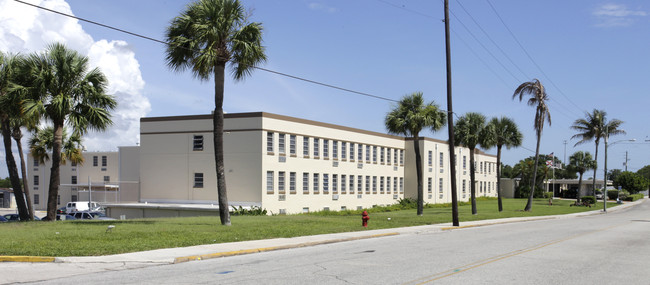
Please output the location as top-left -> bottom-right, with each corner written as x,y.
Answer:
22,201 -> 650,285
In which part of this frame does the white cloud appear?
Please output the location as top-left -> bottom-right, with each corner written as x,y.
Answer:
593,3 -> 647,27
308,2 -> 337,13
0,0 -> 150,154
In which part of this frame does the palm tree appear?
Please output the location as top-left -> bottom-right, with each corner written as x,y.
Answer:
453,112 -> 487,215
22,43 -> 116,221
165,0 -> 267,226
513,79 -> 551,211
385,92 -> 446,215
483,117 -> 523,212
568,151 -> 596,204
571,110 -> 624,196
29,126 -> 85,166
0,51 -> 31,221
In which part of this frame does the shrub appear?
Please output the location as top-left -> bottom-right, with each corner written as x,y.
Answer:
581,196 -> 595,205
625,194 -> 644,201
544,192 -> 553,199
230,205 -> 268,216
607,189 -> 629,200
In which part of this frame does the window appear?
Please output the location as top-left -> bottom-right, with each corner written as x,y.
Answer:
303,172 -> 309,194
393,177 -> 398,194
93,156 -> 98,166
463,156 -> 467,169
266,171 -> 274,194
289,172 -> 296,194
380,147 -> 385,164
323,174 -> 329,194
71,176 -> 77,184
279,134 -> 286,154
34,194 -> 39,204
365,176 -> 370,194
313,138 -> 319,158
33,160 -> 39,167
350,143 -> 355,161
194,173 -> 204,188
104,176 -> 110,182
463,179 -> 467,193
57,195 -> 60,205
267,132 -> 274,153
366,145 -> 370,162
488,181 -> 491,193
278,171 -> 285,194
71,195 -> 77,202
357,175 -> 362,194
333,141 -> 338,159
387,177 -> 391,194
358,144 -> 363,161
333,174 -> 338,194
439,178 -> 444,193
400,177 -> 404,194
323,140 -> 329,158
71,161 -> 77,167
193,135 -> 203,151
33,175 -> 39,186
372,176 -> 377,194
341,142 -> 346,159
428,151 -> 433,166
380,176 -> 384,194
372,146 -> 377,163
341,175 -> 346,194
428,177 -> 432,193
303,136 -> 310,157
480,162 -> 484,173
303,207 -> 309,213
387,148 -> 391,164
313,173 -> 319,194
102,156 -> 107,167
349,175 -> 355,194
289,135 -> 296,155
393,149 -> 398,165
439,152 -> 444,168
399,150 -> 404,165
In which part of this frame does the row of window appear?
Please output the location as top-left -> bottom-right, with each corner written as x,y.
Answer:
33,156 -> 107,168
459,180 -> 495,194
430,150 -> 496,174
33,175 -> 111,186
267,132 -> 405,165
265,171 -> 404,196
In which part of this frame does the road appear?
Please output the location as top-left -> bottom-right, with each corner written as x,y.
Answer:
13,201 -> 650,284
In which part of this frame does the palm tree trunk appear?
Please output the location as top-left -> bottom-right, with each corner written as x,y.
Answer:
592,140 -> 599,197
12,128 -> 34,220
214,62 -> 231,226
496,145 -> 503,212
577,172 -> 583,204
524,128 -> 542,211
469,148 -> 477,215
413,135 -> 423,216
1,120 -> 29,220
46,123 -> 64,221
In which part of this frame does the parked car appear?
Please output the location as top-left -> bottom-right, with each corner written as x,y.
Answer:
3,214 -> 41,222
69,211 -> 115,220
0,216 -> 7,222
57,206 -> 67,214
66,201 -> 101,213
56,214 -> 77,221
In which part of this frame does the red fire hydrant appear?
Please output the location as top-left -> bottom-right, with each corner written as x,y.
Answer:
361,210 -> 370,228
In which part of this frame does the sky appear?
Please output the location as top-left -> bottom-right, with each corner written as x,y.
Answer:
0,0 -> 649,180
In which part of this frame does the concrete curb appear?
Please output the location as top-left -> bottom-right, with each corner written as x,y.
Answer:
0,256 -> 55,263
173,232 -> 399,264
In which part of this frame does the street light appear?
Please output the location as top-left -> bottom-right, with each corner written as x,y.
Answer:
603,137 -> 636,212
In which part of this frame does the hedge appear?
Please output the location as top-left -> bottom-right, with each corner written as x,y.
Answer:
624,194 -> 644,201
581,196 -> 595,204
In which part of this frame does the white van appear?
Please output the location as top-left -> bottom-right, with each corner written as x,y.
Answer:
66,201 -> 101,213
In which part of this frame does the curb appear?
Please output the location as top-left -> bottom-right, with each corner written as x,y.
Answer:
0,256 -> 55,263
173,232 -> 399,264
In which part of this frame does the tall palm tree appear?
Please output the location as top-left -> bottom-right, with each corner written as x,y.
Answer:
22,43 -> 116,221
165,0 -> 267,226
513,79 -> 551,211
453,112 -> 487,215
571,110 -> 624,196
483,116 -> 523,212
385,92 -> 446,215
568,151 -> 596,204
29,126 -> 85,166
0,51 -> 31,220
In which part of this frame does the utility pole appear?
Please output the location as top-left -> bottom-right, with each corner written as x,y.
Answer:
625,151 -> 629,171
563,140 -> 567,168
444,0 -> 459,227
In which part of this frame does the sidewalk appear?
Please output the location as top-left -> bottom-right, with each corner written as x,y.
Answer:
2,198 -> 645,265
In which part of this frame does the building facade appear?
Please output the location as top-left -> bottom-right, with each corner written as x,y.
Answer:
139,112 -> 498,214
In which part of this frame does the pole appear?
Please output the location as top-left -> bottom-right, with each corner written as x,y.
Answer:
603,130 -> 608,213
88,176 -> 92,210
625,151 -> 628,171
444,0 -> 459,227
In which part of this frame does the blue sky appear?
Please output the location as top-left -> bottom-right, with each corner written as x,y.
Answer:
1,0 -> 649,179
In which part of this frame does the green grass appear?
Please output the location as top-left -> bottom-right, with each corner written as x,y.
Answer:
0,198 -> 615,257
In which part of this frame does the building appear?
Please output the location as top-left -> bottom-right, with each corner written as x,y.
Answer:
134,112 -> 497,215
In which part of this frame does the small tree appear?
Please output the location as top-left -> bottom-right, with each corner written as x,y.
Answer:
614,171 -> 649,194
482,116 -> 522,212
454,112 -> 488,215
568,151 -> 596,204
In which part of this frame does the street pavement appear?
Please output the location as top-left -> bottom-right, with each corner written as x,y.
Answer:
0,199 -> 645,284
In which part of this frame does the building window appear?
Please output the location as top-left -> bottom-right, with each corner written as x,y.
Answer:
380,176 -> 384,194
57,195 -> 60,205
303,207 -> 309,213
303,136 -> 310,157
267,132 -> 274,153
33,175 -> 39,186
266,171 -> 274,194
358,144 -> 363,161
333,174 -> 338,194
193,135 -> 204,151
394,149 -> 398,165
349,175 -> 355,194
333,141 -> 338,159
34,194 -> 39,204
480,162 -> 484,173
463,179 -> 467,193
380,147 -> 385,164
104,176 -> 110,182
463,156 -> 467,169
400,177 -> 404,194
33,160 -> 39,167
387,177 -> 391,194
488,181 -> 491,193
428,177 -> 432,193
194,173 -> 204,188
71,195 -> 77,202
93,156 -> 98,166
365,176 -> 370,194
357,175 -> 363,194
393,177 -> 398,194
439,178 -> 444,193
387,148 -> 391,164
71,176 -> 77,184
350,143 -> 355,161
313,138 -> 319,158
323,174 -> 329,194
439,152 -> 444,168
365,145 -> 370,162
323,139 -> 329,158
289,135 -> 296,155
303,172 -> 309,194
102,156 -> 107,167
341,174 -> 346,194
278,171 -> 285,194
341,142 -> 346,160
428,151 -> 433,166
372,176 -> 377,194
372,146 -> 377,163
289,172 -> 296,194
71,161 -> 77,167
399,150 -> 404,165
313,173 -> 319,194
279,133 -> 286,154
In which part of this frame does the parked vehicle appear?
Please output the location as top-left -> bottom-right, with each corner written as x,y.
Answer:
0,216 -> 7,222
57,206 -> 67,214
66,201 -> 101,213
69,211 -> 115,220
3,214 -> 41,222
56,214 -> 77,221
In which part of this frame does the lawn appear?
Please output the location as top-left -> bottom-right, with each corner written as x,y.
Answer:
0,198 -> 614,257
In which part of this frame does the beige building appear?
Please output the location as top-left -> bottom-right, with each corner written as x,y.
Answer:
138,112 -> 498,215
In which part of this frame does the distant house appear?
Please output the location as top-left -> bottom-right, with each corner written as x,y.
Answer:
0,188 -> 15,208
499,178 -> 609,198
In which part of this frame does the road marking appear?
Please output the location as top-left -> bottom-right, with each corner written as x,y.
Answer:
402,223 -> 628,285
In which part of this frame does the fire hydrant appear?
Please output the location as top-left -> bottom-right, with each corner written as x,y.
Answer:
361,210 -> 370,228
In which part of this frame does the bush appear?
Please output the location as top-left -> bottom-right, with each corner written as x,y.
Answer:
544,192 -> 553,199
515,185 -> 545,199
607,190 -> 629,200
625,194 -> 644,201
581,196 -> 595,205
230,205 -> 268,216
